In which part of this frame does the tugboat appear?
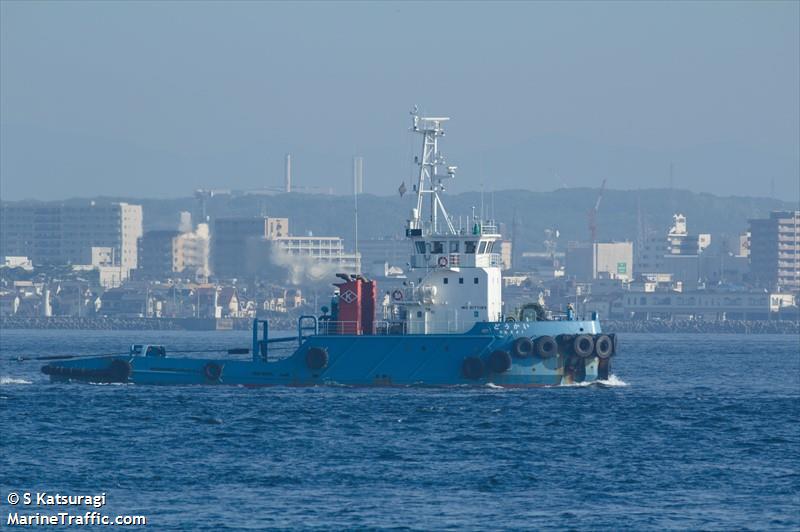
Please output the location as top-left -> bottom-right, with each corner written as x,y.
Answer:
42,112 -> 617,386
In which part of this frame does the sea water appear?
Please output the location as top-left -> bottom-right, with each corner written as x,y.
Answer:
1,330 -> 798,530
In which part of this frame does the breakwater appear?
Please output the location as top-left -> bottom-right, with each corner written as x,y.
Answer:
602,319 -> 799,335
0,316 -> 296,331
1,316 -> 798,334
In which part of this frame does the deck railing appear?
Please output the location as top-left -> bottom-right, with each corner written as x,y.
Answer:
316,319 -> 471,336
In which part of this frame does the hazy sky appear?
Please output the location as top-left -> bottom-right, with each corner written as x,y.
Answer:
1,1 -> 798,200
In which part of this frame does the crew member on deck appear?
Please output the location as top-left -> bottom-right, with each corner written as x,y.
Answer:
566,303 -> 575,321
382,291 -> 391,320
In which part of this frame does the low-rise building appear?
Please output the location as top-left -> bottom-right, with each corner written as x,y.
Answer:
0,292 -> 20,316
621,290 -> 795,321
99,288 -> 153,318
1,256 -> 33,271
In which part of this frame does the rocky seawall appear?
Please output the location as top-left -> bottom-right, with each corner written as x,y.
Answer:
602,319 -> 799,335
0,316 -> 295,331
1,316 -> 798,334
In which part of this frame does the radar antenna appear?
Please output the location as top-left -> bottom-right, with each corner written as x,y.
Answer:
408,109 -> 457,235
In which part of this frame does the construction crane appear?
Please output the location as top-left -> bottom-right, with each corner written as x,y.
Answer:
588,179 -> 607,243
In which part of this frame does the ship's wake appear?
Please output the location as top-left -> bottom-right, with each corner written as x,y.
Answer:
0,377 -> 33,385
563,374 -> 629,388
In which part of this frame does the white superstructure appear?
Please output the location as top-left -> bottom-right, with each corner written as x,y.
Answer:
395,111 -> 503,333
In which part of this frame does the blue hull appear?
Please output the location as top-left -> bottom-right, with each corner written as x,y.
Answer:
42,321 -> 614,387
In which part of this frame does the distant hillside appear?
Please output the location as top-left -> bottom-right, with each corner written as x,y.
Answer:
4,189 -> 796,253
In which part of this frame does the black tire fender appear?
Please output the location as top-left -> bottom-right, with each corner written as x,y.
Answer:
511,337 -> 534,358
594,335 -> 613,359
306,347 -> 329,370
488,350 -> 512,373
461,356 -> 485,380
573,335 -> 595,358
108,359 -> 132,382
534,336 -> 558,358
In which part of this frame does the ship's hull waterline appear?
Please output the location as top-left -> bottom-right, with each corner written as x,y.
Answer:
41,320 -> 615,387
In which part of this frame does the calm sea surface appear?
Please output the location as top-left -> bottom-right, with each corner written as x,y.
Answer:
1,330 -> 798,530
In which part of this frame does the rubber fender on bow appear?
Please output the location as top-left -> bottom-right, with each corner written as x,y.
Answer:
573,356 -> 587,382
203,362 -> 223,382
306,346 -> 329,370
488,350 -> 512,373
556,334 -> 575,356
511,337 -> 534,358
534,336 -> 558,358
573,334 -> 595,358
42,359 -> 131,383
107,359 -> 132,382
461,356 -> 485,380
594,335 -> 613,359
598,357 -> 610,380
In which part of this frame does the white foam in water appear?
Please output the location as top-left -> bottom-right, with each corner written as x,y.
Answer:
598,374 -> 629,387
559,374 -> 629,388
0,377 -> 33,385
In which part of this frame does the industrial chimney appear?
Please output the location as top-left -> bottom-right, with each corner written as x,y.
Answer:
353,156 -> 364,194
285,153 -> 292,193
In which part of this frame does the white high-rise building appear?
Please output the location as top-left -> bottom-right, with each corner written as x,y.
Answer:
0,201 -> 143,277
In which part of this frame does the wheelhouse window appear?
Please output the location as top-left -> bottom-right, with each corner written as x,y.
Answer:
478,241 -> 488,254
415,241 -> 426,254
443,278 -> 449,285
431,241 -> 444,254
465,241 -> 477,254
486,241 -> 494,253
449,241 -> 459,253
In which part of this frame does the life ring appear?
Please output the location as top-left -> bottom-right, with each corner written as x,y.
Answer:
306,347 -> 329,370
203,362 -> 223,382
573,335 -> 595,358
437,256 -> 448,267
488,350 -> 512,373
594,335 -> 613,359
461,356 -> 485,380
511,337 -> 534,358
391,289 -> 404,301
534,336 -> 558,358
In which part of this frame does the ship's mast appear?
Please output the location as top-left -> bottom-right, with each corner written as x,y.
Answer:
409,109 -> 457,235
